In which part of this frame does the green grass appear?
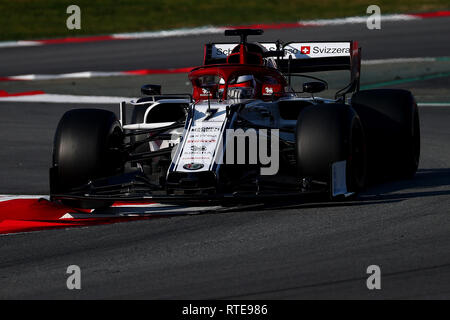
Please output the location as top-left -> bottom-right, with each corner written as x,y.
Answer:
0,0 -> 448,41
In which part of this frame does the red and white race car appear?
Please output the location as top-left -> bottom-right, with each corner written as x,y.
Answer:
49,29 -> 420,208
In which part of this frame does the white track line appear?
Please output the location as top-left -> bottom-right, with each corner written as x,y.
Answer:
1,69 -> 191,81
0,40 -> 43,48
0,195 -> 48,202
0,94 -> 134,104
418,102 -> 450,107
8,71 -> 125,80
300,14 -> 419,26
362,57 -> 442,65
112,26 -> 223,39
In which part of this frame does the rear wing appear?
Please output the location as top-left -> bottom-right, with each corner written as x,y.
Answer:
204,41 -> 361,95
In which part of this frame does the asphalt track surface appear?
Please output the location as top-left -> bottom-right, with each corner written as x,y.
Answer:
1,18 -> 450,299
1,17 -> 450,76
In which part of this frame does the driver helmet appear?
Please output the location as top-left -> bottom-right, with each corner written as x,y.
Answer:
227,75 -> 256,99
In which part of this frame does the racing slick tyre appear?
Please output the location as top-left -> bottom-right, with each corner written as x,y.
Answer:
50,109 -> 124,209
351,89 -> 420,181
295,104 -> 367,196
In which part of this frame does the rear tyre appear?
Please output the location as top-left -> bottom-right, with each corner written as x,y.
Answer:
351,89 -> 420,181
50,109 -> 124,209
296,104 -> 367,196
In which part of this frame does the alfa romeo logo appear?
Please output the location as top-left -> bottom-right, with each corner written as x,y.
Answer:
183,163 -> 204,170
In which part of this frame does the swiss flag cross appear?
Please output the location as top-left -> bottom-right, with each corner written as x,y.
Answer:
301,46 -> 310,54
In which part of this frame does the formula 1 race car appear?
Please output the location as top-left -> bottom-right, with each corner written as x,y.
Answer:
50,29 -> 420,208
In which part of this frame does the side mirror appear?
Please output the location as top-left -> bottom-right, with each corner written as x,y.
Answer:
303,81 -> 327,94
141,84 -> 161,96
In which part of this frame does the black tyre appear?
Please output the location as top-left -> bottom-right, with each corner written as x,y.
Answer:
50,109 -> 124,208
351,89 -> 420,180
296,104 -> 367,194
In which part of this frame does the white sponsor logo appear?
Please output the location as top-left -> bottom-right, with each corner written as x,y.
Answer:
264,86 -> 274,95
210,42 -> 350,60
174,104 -> 279,175
176,120 -> 224,172
212,44 -> 237,58
200,88 -> 213,97
284,42 -> 350,58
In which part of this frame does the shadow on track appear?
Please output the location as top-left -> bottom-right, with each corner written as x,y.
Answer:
360,168 -> 450,201
66,169 -> 450,218
256,168 -> 450,212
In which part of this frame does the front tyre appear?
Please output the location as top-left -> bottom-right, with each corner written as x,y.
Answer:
296,104 -> 367,196
50,109 -> 124,208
